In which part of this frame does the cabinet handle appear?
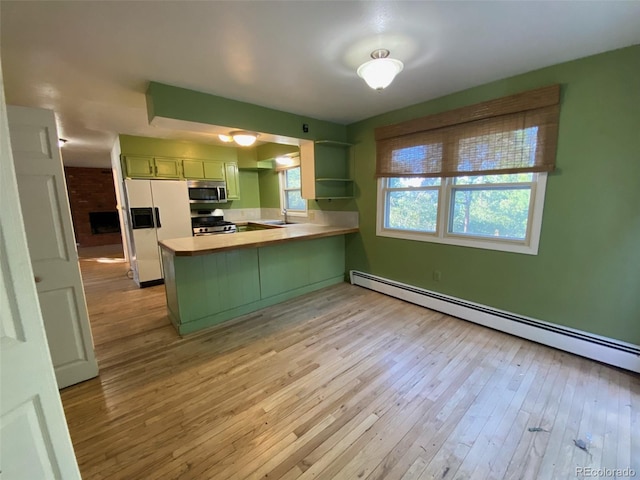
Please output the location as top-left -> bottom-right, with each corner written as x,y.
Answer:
34,276 -> 42,283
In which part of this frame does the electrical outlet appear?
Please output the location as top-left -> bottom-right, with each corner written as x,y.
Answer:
433,270 -> 441,282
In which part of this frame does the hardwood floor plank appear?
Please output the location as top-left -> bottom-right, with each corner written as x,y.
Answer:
58,245 -> 639,479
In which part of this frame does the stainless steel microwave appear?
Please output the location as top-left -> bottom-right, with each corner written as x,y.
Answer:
187,180 -> 227,204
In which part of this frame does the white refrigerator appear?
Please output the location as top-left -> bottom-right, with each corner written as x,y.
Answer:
125,179 -> 192,287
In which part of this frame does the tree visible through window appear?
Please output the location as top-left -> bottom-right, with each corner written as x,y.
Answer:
378,172 -> 545,254
375,86 -> 559,255
281,167 -> 306,212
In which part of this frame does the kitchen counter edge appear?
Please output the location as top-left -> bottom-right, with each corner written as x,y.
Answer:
159,225 -> 359,257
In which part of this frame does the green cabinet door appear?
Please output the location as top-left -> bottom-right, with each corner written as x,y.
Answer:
225,163 -> 240,199
154,157 -> 182,178
203,160 -> 225,180
123,155 -> 154,178
182,159 -> 205,179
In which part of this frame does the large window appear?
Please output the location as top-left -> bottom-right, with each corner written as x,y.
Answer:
279,167 -> 307,214
375,85 -> 560,255
378,172 -> 547,254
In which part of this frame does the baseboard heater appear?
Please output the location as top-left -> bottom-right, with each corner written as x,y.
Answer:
350,270 -> 640,373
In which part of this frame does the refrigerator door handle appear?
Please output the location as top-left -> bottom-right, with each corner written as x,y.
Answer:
154,207 -> 162,228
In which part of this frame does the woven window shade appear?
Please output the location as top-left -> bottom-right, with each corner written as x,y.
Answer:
375,85 -> 560,178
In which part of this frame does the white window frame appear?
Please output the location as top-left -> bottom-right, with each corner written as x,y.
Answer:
376,173 -> 547,255
279,166 -> 307,217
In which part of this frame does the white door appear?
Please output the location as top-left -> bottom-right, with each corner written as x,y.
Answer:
125,179 -> 163,284
150,180 -> 192,281
150,179 -> 192,241
0,79 -> 81,477
7,105 -> 98,389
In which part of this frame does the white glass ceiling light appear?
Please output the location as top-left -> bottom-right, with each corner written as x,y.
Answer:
230,130 -> 259,147
357,49 -> 404,91
218,134 -> 233,143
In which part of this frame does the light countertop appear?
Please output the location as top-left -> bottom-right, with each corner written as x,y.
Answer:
159,224 -> 359,257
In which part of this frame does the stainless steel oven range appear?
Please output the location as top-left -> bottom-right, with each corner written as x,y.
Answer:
191,209 -> 237,236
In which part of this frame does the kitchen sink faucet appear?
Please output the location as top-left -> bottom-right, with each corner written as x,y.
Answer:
282,208 -> 288,224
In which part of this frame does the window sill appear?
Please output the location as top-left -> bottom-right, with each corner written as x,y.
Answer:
376,228 -> 539,255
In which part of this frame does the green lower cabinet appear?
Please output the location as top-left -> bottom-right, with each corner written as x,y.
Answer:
170,248 -> 261,324
162,235 -> 346,335
259,236 -> 344,298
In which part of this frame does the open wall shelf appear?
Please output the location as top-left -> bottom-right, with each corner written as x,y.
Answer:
301,140 -> 355,200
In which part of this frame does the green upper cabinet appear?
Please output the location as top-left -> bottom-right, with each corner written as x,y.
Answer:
182,159 -> 205,179
124,155 -> 154,178
154,157 -> 182,178
225,163 -> 240,200
203,161 -> 225,180
300,140 -> 354,200
182,159 -> 225,180
123,155 -> 181,178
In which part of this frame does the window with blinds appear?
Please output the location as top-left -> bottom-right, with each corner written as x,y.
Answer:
375,85 -> 560,178
375,85 -> 560,255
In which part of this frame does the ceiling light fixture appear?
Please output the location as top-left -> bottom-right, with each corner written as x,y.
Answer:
357,49 -> 404,91
58,138 -> 67,147
230,131 -> 259,147
218,134 -> 233,143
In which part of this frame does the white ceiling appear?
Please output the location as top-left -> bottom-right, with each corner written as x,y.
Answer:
2,1 -> 639,168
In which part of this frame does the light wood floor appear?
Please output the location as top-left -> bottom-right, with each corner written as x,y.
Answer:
62,244 -> 639,479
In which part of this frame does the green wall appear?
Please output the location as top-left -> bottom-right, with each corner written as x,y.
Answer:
144,85 -> 358,213
258,169 -> 280,209
346,45 -> 640,344
147,81 -> 348,143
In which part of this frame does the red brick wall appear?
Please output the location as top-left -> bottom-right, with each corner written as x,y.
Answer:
65,167 -> 122,247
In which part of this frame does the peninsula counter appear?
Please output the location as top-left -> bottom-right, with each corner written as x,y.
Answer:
159,224 -> 358,335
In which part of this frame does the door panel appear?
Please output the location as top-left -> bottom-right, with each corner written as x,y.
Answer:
18,174 -> 68,261
2,97 -> 81,476
225,162 -> 240,199
39,288 -> 88,367
8,105 -> 98,389
131,228 -> 163,283
1,397 -> 63,479
150,180 -> 192,241
124,155 -> 154,177
182,159 -> 205,179
203,160 -> 225,180
154,157 -> 181,178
